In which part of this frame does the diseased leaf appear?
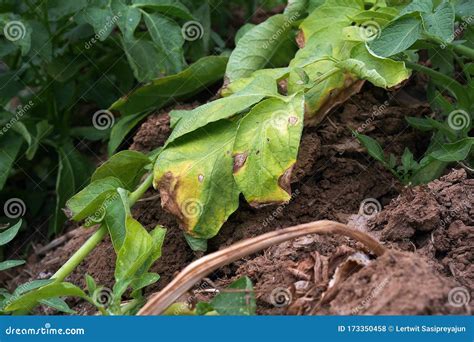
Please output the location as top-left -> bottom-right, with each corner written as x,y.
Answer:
110,56 -> 228,116
165,75 -> 279,145
369,15 -> 423,57
154,120 -> 240,239
421,2 -> 455,42
226,14 -> 297,82
233,93 -> 304,206
92,151 -> 150,190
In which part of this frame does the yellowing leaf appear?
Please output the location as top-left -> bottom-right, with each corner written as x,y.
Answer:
233,93 -> 305,206
154,120 -> 240,239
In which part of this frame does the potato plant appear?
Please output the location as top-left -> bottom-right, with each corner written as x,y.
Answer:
1,0 -> 473,315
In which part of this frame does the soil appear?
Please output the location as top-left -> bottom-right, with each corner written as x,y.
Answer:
5,82 -> 473,316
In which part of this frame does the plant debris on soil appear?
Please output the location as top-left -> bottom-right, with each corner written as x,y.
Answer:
5,83 -> 472,315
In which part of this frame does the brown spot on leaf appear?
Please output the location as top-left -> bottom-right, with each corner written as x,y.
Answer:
198,174 -> 204,183
288,116 -> 298,125
233,152 -> 248,173
296,30 -> 305,48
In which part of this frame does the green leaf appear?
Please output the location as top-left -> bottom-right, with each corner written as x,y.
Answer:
0,220 -> 22,246
226,14 -> 297,82
429,138 -> 473,162
0,131 -> 23,190
233,94 -> 304,206
0,260 -> 25,271
51,143 -> 93,235
92,151 -> 150,190
410,157 -> 448,185
112,1 -> 141,39
142,12 -> 185,75
75,7 -> 116,41
355,133 -> 387,164
131,0 -> 193,20
339,44 -> 411,88
108,111 -> 149,156
406,116 -> 435,131
39,297 -> 76,314
210,277 -> 256,316
183,233 -> 208,251
85,274 -> 97,295
122,36 -> 165,82
115,218 -> 165,284
25,121 -> 52,160
369,15 -> 423,57
421,2 -> 455,42
109,56 -> 228,116
235,23 -> 255,45
5,282 -> 88,312
14,279 -> 55,296
131,272 -> 160,292
154,120 -> 240,239
165,75 -> 279,145
66,177 -> 124,221
48,0 -> 89,20
401,148 -> 415,175
399,0 -> 433,16
103,188 -> 129,251
284,0 -> 309,19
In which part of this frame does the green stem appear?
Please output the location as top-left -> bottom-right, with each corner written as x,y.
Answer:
447,43 -> 474,60
404,61 -> 470,109
50,173 -> 154,282
51,226 -> 107,282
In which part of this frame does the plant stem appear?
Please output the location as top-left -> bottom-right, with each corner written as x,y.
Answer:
51,226 -> 107,282
448,43 -> 474,60
50,172 -> 154,282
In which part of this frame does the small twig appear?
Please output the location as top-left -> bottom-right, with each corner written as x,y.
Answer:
138,220 -> 386,315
